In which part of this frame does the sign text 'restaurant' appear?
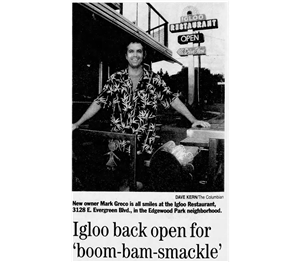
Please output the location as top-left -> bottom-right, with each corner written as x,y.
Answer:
170,19 -> 218,33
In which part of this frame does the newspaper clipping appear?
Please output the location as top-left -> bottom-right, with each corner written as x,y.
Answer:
72,2 -> 227,261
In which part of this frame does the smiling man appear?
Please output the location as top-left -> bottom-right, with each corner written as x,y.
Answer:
125,42 -> 145,91
73,39 -> 210,189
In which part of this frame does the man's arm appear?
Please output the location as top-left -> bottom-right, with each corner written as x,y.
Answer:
171,97 -> 210,128
72,101 -> 101,131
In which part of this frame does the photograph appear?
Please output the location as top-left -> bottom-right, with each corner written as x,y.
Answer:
72,2 -> 226,192
69,2 -> 229,261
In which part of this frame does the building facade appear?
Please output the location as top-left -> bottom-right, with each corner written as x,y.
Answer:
72,3 -> 181,125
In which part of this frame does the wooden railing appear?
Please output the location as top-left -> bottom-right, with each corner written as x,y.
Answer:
73,129 -> 137,191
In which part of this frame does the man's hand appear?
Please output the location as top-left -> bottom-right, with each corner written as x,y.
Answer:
191,120 -> 211,128
171,98 -> 211,129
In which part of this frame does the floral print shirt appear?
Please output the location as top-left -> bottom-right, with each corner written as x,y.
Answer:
94,67 -> 178,155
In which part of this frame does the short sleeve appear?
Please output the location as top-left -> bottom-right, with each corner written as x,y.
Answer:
93,78 -> 113,108
152,74 -> 179,109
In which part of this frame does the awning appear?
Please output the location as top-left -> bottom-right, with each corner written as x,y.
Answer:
79,3 -> 182,65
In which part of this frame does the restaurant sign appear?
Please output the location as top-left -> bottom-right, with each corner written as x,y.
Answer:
177,46 -> 206,56
170,19 -> 218,33
178,33 -> 204,45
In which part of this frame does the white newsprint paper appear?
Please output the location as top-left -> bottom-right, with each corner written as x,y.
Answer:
72,2 -> 228,261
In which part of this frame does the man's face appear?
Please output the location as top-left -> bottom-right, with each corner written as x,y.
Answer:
125,42 -> 144,69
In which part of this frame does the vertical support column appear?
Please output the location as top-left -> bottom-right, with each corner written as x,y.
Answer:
208,138 -> 218,179
129,135 -> 137,191
187,29 -> 196,106
119,3 -> 123,15
148,5 -> 151,32
197,41 -> 202,118
165,22 -> 169,47
136,3 -> 139,26
98,61 -> 103,93
188,55 -> 195,105
198,43 -> 201,105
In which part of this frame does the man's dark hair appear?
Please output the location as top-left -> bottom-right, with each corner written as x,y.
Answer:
124,37 -> 147,54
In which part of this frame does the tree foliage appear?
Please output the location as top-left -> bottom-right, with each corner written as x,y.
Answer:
157,67 -> 224,105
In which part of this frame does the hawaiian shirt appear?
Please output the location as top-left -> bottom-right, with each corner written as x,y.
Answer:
94,67 -> 178,155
